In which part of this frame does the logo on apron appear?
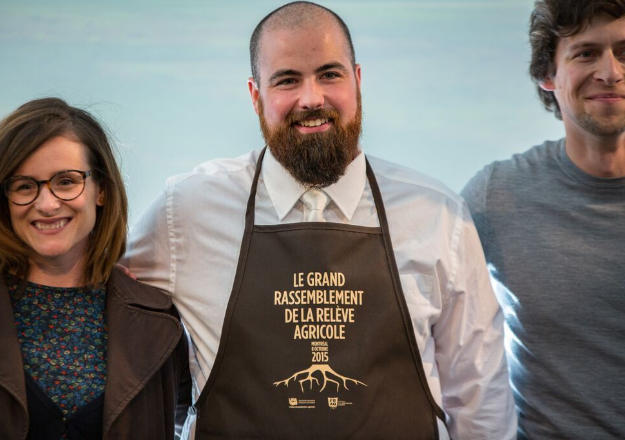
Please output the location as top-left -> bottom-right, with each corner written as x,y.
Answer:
274,360 -> 366,392
273,271 -> 368,394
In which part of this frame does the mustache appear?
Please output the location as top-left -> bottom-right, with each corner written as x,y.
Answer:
286,108 -> 341,125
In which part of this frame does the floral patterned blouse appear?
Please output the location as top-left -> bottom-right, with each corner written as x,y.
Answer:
8,277 -> 108,417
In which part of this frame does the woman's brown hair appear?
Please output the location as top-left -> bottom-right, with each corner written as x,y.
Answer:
0,97 -> 128,285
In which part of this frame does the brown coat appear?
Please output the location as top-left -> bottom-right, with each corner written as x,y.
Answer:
0,267 -> 190,439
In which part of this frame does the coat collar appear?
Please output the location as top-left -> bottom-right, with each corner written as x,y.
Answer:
103,267 -> 182,436
106,266 -> 173,310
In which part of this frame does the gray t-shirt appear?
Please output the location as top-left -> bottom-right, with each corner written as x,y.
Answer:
461,139 -> 625,439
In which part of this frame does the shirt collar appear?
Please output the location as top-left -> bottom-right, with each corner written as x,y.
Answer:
263,148 -> 366,221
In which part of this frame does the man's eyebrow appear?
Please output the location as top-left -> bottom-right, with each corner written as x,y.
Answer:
315,62 -> 349,74
566,41 -> 600,53
267,63 -> 350,84
566,39 -> 625,53
268,69 -> 301,84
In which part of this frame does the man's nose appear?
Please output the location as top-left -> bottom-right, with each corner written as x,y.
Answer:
595,51 -> 624,86
299,79 -> 324,110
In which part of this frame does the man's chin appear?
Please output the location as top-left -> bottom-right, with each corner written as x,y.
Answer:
577,114 -> 625,137
267,142 -> 352,188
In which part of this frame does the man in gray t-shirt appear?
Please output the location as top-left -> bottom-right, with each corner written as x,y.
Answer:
462,1 -> 625,438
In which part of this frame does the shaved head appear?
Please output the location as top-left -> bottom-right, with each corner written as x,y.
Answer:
250,1 -> 356,85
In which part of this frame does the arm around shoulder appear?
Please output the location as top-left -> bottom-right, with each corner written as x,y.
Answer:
125,189 -> 173,293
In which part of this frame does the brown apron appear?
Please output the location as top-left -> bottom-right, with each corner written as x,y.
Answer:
194,149 -> 445,439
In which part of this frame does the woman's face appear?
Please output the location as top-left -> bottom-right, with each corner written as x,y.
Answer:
8,136 -> 103,271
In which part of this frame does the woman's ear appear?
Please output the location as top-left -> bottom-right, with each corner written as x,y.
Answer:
97,188 -> 105,206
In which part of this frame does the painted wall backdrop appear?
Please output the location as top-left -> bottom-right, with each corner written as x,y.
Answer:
0,0 -> 564,221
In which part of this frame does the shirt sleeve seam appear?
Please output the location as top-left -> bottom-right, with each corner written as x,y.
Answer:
165,182 -> 177,295
445,198 -> 464,304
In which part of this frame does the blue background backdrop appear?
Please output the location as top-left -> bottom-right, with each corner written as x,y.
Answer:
0,0 -> 564,220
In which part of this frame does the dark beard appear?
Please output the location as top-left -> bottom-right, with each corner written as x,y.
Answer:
258,92 -> 362,188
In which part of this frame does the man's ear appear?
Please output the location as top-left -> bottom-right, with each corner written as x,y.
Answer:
248,77 -> 260,115
354,63 -> 362,89
539,76 -> 556,92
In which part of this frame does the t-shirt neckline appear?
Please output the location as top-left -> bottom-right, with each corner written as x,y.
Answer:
556,139 -> 625,189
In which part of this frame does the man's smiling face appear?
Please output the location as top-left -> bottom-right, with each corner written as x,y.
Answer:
249,20 -> 362,187
541,14 -> 625,137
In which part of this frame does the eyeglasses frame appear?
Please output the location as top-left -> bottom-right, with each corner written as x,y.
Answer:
3,169 -> 93,206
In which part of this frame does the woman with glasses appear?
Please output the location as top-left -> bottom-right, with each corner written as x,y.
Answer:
0,98 -> 190,439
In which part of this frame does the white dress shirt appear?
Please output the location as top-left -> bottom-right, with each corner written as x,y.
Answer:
126,148 -> 517,439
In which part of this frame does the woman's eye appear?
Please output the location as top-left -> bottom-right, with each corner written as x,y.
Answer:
9,180 -> 35,192
17,183 -> 35,191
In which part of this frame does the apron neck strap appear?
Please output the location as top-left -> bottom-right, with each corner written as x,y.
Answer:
245,147 -> 267,229
364,158 -> 392,236
245,147 -> 391,235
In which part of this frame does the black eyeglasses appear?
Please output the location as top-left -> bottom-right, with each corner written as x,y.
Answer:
3,170 -> 93,206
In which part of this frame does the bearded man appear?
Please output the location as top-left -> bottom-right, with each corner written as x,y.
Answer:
462,0 -> 625,438
127,2 -> 516,439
